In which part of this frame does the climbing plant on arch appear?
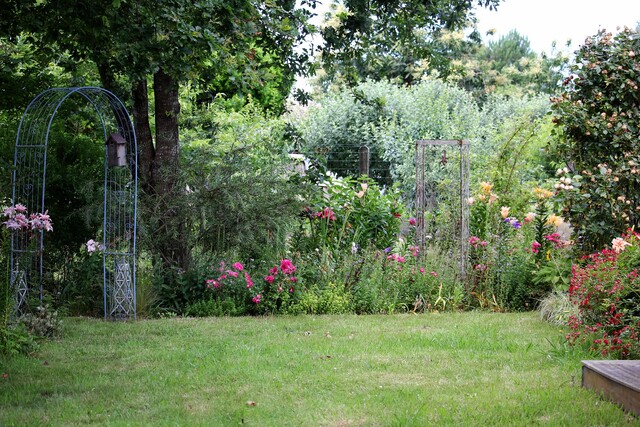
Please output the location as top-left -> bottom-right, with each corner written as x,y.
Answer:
10,87 -> 138,320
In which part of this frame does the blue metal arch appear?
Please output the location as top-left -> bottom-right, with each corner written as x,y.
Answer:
11,87 -> 138,320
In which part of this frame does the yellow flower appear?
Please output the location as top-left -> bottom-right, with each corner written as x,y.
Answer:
480,181 -> 493,194
533,187 -> 554,199
546,214 -> 563,227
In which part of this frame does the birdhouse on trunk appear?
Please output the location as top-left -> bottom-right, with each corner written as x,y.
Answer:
106,134 -> 127,167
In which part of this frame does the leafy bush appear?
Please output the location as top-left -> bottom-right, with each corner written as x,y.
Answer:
566,230 -> 640,359
295,173 -> 404,254
0,323 -> 38,357
180,98 -> 306,261
59,242 -> 103,316
550,28 -> 640,252
18,305 -> 63,339
288,282 -> 353,315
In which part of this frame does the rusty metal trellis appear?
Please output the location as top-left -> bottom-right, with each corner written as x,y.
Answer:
415,139 -> 470,284
11,87 -> 138,320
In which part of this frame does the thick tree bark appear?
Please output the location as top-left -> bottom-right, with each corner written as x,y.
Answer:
149,68 -> 191,270
153,69 -> 180,195
131,78 -> 155,194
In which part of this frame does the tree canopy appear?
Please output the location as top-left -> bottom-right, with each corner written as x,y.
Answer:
319,0 -> 501,86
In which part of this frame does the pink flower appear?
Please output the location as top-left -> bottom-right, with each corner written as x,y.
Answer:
408,245 -> 420,257
14,204 -> 27,213
524,212 -> 536,223
14,214 -> 28,228
3,219 -> 21,230
252,294 -> 261,304
419,268 -> 425,274
409,217 -> 417,226
430,271 -> 438,277
206,279 -> 220,289
315,207 -> 336,220
264,275 -> 275,284
2,206 -> 15,218
269,266 -> 278,275
245,272 -> 253,288
232,262 -> 244,271
531,241 -> 542,254
280,259 -> 296,275
290,277 -> 297,283
86,239 -> 102,253
227,270 -> 239,278
612,237 -> 632,253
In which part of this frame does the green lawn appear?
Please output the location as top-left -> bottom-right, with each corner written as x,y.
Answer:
0,312 -> 637,426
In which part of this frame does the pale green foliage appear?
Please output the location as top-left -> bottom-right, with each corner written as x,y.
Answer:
539,291 -> 579,326
296,80 -> 553,201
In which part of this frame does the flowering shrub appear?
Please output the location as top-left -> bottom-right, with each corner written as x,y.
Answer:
551,28 -> 640,252
298,173 -> 404,253
1,204 -> 55,356
467,182 -> 573,310
566,230 -> 640,359
188,259 -> 301,316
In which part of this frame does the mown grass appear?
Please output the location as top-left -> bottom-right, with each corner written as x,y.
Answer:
0,312 -> 637,426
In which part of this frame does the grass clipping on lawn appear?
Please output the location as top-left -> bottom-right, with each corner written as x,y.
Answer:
1,312 -> 636,426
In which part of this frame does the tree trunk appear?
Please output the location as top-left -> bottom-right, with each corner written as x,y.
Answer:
150,68 -> 191,270
131,78 -> 155,194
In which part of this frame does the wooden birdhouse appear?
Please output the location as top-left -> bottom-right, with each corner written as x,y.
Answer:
106,134 -> 127,167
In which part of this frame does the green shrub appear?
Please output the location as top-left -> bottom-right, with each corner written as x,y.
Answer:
0,323 -> 38,357
289,282 -> 353,315
295,173 -> 404,254
18,305 -> 63,339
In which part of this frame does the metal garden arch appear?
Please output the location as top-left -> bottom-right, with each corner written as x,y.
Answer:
11,87 -> 138,320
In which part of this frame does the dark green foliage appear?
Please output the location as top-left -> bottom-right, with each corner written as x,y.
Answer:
494,248 -> 541,311
184,298 -> 246,317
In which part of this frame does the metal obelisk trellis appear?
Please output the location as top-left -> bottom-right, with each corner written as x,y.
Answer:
415,139 -> 470,283
11,87 -> 138,320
